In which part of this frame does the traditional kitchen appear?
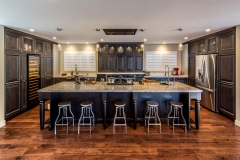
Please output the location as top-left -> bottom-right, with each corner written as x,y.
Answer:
0,0 -> 240,159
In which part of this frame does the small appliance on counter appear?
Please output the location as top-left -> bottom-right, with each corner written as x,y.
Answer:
143,70 -> 150,76
172,68 -> 179,76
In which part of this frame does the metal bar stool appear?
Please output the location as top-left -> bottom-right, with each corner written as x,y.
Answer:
78,101 -> 95,134
54,101 -> 74,134
167,101 -> 187,134
113,101 -> 127,134
145,101 -> 161,134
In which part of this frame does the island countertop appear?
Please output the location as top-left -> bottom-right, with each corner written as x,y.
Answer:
38,81 -> 202,93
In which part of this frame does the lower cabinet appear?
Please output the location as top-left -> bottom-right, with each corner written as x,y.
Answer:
53,78 -> 75,84
188,77 -> 196,87
41,56 -> 53,88
5,83 -> 20,118
218,82 -> 235,120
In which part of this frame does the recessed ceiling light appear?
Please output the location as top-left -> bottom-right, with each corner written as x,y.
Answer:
144,39 -> 147,42
53,37 -> 57,40
163,42 -> 166,44
67,42 -> 69,44
184,37 -> 188,40
101,39 -> 103,41
86,42 -> 88,44
29,29 -> 34,32
206,29 -> 211,32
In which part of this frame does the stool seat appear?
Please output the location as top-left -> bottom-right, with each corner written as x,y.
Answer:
81,101 -> 93,107
170,101 -> 183,107
58,101 -> 71,106
114,101 -> 126,107
147,101 -> 159,107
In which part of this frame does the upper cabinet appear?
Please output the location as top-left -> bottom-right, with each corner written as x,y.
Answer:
35,40 -> 44,54
219,32 -> 235,52
5,32 -> 21,51
45,43 -> 52,55
98,43 -> 143,72
188,43 -> 196,55
22,36 -> 35,53
196,39 -> 206,54
206,37 -> 218,53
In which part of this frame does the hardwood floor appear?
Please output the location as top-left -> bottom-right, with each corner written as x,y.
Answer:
0,106 -> 240,160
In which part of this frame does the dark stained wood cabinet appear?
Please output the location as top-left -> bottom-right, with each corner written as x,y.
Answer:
98,42 -> 143,72
189,43 -> 196,55
4,27 -> 55,120
219,32 -> 235,52
218,83 -> 235,119
41,56 -> 53,88
185,27 -> 236,120
116,54 -> 125,72
5,32 -> 20,51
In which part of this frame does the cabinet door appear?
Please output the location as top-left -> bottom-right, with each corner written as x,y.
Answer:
219,32 -> 235,52
189,43 -> 196,55
116,54 -> 125,72
218,54 -> 234,83
188,56 -> 195,78
188,77 -> 196,87
41,56 -> 45,87
135,54 -> 143,72
107,55 -> 116,72
5,32 -> 20,51
44,56 -> 53,87
206,37 -> 218,53
6,53 -> 20,83
6,83 -> 20,117
22,36 -> 35,53
20,53 -> 27,109
197,40 -> 206,54
98,54 -> 108,72
126,54 -> 135,72
36,41 -> 44,54
45,43 -> 52,55
218,83 -> 235,119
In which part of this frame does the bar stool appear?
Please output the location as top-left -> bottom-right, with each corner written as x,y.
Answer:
167,101 -> 187,134
78,101 -> 95,134
145,101 -> 161,134
54,101 -> 74,134
113,101 -> 127,134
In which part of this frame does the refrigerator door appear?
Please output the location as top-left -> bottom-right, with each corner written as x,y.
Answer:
195,54 -> 217,111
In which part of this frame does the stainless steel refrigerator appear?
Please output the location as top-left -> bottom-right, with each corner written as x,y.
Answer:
195,54 -> 217,112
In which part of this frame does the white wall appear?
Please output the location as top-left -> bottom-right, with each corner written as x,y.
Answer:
235,25 -> 240,127
0,25 -> 5,127
53,44 -> 60,76
182,44 -> 188,76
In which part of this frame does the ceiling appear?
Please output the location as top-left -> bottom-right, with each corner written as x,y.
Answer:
1,0 -> 240,44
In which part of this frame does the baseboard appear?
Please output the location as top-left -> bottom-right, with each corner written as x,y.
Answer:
0,120 -> 6,128
235,120 -> 240,127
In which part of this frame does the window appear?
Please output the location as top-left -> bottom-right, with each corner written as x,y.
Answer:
64,51 -> 96,71
146,51 -> 177,71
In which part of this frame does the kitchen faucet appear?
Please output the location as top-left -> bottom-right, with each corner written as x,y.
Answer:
165,65 -> 170,86
75,64 -> 78,75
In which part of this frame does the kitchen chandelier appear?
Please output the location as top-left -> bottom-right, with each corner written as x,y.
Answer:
96,28 -> 100,51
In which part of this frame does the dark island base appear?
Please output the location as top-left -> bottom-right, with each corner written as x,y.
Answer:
39,92 -> 200,131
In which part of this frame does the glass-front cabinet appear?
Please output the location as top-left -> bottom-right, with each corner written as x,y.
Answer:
206,37 -> 218,53
22,36 -> 35,53
35,41 -> 44,54
197,40 -> 206,54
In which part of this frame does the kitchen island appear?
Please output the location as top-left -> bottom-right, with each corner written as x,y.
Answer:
38,81 -> 202,131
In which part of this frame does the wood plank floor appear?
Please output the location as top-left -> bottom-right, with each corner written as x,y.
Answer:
0,106 -> 240,160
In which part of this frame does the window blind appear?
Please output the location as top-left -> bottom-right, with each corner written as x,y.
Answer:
146,51 -> 177,71
64,51 -> 96,71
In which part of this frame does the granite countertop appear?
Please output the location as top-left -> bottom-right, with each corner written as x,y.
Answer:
53,75 -> 97,78
38,81 -> 202,93
144,75 -> 188,78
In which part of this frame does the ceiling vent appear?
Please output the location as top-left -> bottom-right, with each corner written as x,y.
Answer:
103,29 -> 137,35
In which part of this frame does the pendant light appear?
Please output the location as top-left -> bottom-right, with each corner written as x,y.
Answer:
179,43 -> 183,50
96,28 -> 100,51
140,29 -> 145,51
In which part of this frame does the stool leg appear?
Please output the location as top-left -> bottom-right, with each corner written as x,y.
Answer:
123,107 -> 127,134
145,106 -> 149,127
156,107 -> 161,134
148,107 -> 151,134
113,107 -> 118,134
168,104 -> 173,126
69,104 -> 74,126
65,107 -> 68,134
54,107 -> 61,134
90,104 -> 95,126
78,107 -> 84,134
173,107 -> 176,134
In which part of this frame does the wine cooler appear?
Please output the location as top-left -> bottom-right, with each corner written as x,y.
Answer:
27,54 -> 41,108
